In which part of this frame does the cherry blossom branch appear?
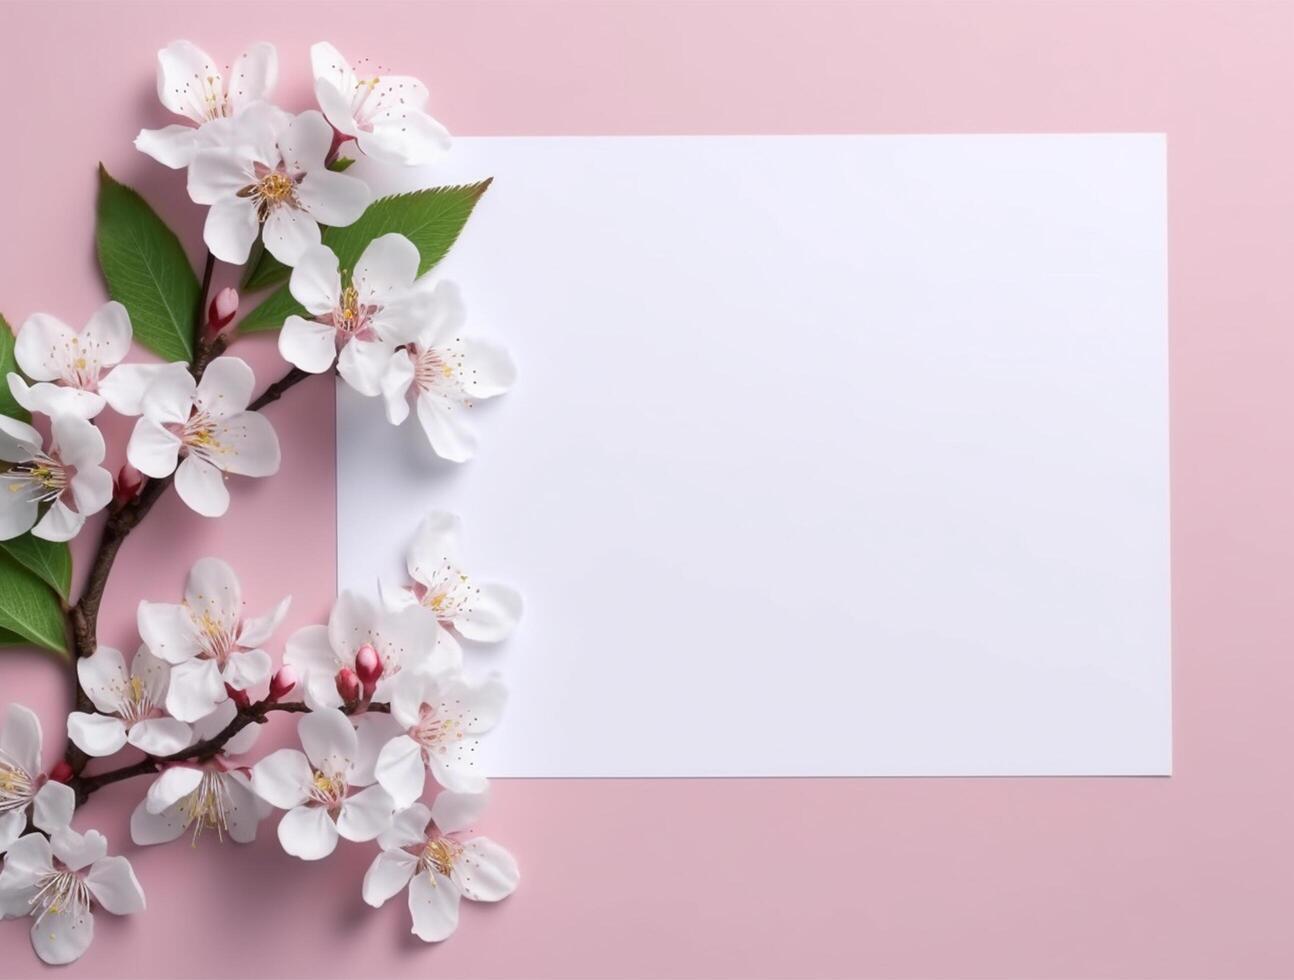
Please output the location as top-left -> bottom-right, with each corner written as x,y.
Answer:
68,698 -> 391,804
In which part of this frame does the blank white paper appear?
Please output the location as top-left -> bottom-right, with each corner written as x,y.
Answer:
337,135 -> 1171,777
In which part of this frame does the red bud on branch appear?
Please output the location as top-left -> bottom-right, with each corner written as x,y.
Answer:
206,287 -> 239,337
49,760 -> 73,784
268,667 -> 297,702
112,463 -> 144,506
225,684 -> 251,710
355,643 -> 381,699
335,667 -> 361,703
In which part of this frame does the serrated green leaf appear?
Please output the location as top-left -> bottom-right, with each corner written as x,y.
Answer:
0,532 -> 72,599
96,165 -> 198,362
0,550 -> 67,654
0,314 -> 29,422
240,180 -> 493,332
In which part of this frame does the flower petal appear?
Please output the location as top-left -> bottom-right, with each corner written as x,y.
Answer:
278,315 -> 339,376
174,455 -> 230,517
188,147 -> 253,205
279,109 -> 332,172
127,418 -> 182,479
228,42 -> 278,112
66,713 -> 128,758
31,781 -> 74,836
8,377 -> 104,419
460,339 -> 517,399
298,707 -> 358,778
250,749 -> 312,809
184,556 -> 242,634
0,811 -> 25,855
137,601 -> 201,665
145,766 -> 203,814
0,704 -> 41,778
203,194 -> 261,265
31,500 -> 85,542
85,856 -> 146,915
51,828 -> 107,872
0,489 -> 37,541
379,801 -> 432,851
30,904 -> 94,965
314,76 -> 361,137
130,799 -> 186,846
381,349 -> 415,425
336,783 -> 395,842
336,336 -> 391,397
210,411 -> 281,477
70,466 -> 113,520
224,770 -> 264,843
310,43 -> 358,108
456,584 -> 524,644
407,511 -> 464,582
297,169 -> 372,227
238,595 -> 291,648
416,390 -> 477,462
362,848 -> 418,907
277,804 -> 339,860
287,244 -> 342,316
224,648 -> 271,691
81,301 -> 132,369
355,233 -> 420,306
0,413 -> 41,461
76,645 -> 129,714
429,788 -> 489,836
375,734 -> 426,811
408,870 -> 460,942
196,356 -> 254,417
14,313 -> 75,382
165,658 -> 226,722
156,40 -> 221,123
135,124 -> 199,168
262,206 -> 321,266
126,718 -> 192,757
361,108 -> 451,167
99,362 -> 185,417
53,413 -> 106,469
352,711 -> 403,786
0,833 -> 53,888
455,837 -> 520,902
328,590 -> 378,663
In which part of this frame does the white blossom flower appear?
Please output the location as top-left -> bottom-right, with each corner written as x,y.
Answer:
187,107 -> 371,265
0,827 -> 145,965
137,556 -> 291,722
310,42 -> 450,167
380,281 -> 515,462
6,301 -> 149,419
126,356 -> 281,518
381,511 -> 523,659
0,414 -> 112,542
130,700 -> 267,846
375,667 -> 506,806
135,40 -> 278,169
0,706 -> 75,854
283,591 -> 454,712
279,236 -> 441,396
66,646 -> 192,758
250,707 -> 395,860
362,790 -> 518,943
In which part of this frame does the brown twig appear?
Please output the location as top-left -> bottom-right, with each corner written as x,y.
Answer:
68,699 -> 390,804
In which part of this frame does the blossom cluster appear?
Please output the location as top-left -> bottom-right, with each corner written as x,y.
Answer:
0,39 -> 520,966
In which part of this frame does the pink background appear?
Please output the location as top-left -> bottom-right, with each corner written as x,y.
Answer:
0,1 -> 1292,976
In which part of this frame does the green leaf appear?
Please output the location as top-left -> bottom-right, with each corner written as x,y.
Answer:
240,239 -> 290,293
327,157 -> 356,173
0,550 -> 67,654
96,165 -> 198,362
0,313 -> 29,422
240,180 -> 493,332
0,532 -> 72,599
0,626 -> 29,646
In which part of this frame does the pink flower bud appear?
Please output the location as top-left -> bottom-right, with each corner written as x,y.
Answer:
268,666 -> 297,702
335,667 -> 361,703
225,684 -> 251,710
206,287 -> 239,336
112,463 -> 144,505
355,643 -> 381,682
49,760 -> 73,784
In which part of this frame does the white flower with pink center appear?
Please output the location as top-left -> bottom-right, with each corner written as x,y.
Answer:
0,706 -> 75,855
279,235 -> 442,396
250,707 -> 395,860
375,667 -> 506,806
135,40 -> 278,169
187,105 -> 372,266
362,789 -> 518,943
125,356 -> 281,518
310,42 -> 450,167
0,414 -> 112,542
379,280 -> 515,462
130,700 -> 268,846
137,556 -> 291,723
66,646 -> 192,759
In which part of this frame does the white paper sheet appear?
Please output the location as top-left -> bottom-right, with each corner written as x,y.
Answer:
337,135 -> 1171,777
